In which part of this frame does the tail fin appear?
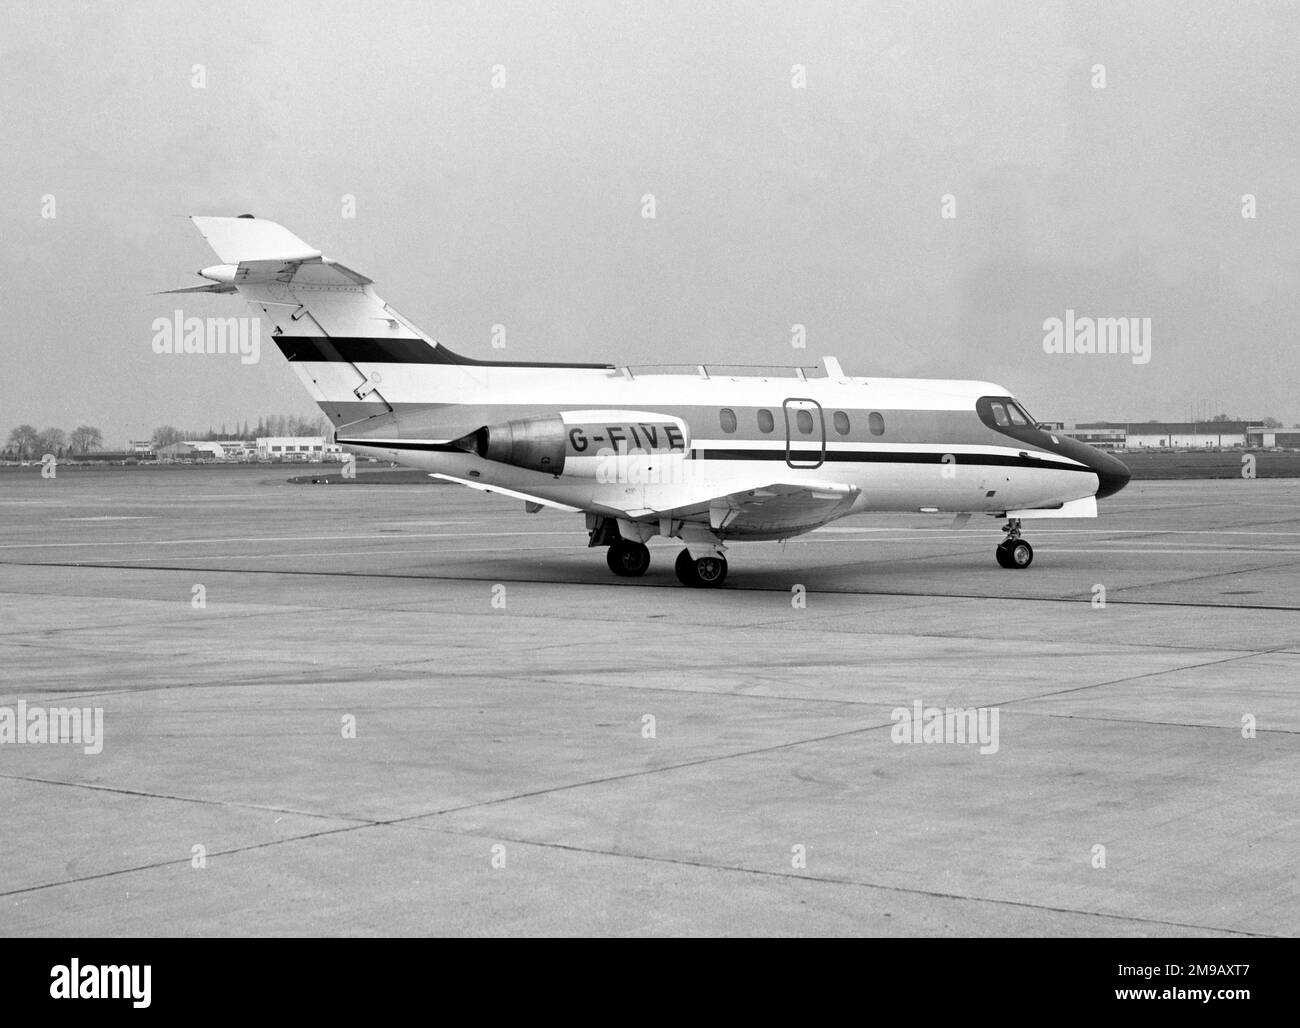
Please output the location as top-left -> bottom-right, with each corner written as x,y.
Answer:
185,215 -> 436,431
182,216 -> 614,434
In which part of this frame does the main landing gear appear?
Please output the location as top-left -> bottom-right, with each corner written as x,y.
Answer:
605,540 -> 728,587
606,538 -> 651,577
675,548 -> 728,588
995,518 -> 1034,569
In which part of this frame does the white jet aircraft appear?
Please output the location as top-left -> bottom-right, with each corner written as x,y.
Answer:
173,216 -> 1130,587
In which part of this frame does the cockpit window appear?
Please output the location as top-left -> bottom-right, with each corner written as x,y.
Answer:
976,395 -> 1045,436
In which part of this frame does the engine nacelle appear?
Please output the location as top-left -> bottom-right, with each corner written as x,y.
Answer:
198,264 -> 238,283
453,415 -> 568,474
452,410 -> 691,477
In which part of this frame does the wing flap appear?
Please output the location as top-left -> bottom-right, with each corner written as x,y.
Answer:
589,479 -> 859,535
700,481 -> 858,533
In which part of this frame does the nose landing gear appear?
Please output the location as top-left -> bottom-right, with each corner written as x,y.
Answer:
995,518 -> 1034,569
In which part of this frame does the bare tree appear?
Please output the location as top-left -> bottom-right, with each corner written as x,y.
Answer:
152,425 -> 185,449
6,425 -> 40,460
36,427 -> 66,457
69,425 -> 104,454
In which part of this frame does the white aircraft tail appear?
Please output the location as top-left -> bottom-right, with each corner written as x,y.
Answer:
179,216 -> 613,434
180,215 -> 455,430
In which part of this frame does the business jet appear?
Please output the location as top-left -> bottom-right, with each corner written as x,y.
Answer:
172,216 -> 1130,587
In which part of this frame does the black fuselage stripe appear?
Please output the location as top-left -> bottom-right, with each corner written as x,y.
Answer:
275,336 -> 613,369
692,449 -> 1089,472
336,438 -> 462,452
338,438 -> 1089,472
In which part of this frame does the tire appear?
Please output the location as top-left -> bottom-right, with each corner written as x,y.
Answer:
674,548 -> 698,586
693,554 -> 728,587
1008,540 -> 1033,568
607,539 -> 650,577
995,543 -> 1013,568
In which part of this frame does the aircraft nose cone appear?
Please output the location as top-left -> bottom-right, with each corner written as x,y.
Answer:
1090,449 -> 1131,499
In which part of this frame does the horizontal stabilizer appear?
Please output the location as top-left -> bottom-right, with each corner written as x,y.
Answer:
191,216 -> 321,264
155,282 -> 238,295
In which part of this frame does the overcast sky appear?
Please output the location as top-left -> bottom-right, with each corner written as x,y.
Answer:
5,0 -> 1299,444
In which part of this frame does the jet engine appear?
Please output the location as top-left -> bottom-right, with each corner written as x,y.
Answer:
452,416 -> 568,474
451,410 -> 690,477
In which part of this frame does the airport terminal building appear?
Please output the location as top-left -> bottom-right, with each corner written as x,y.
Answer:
255,436 -> 346,461
151,437 -> 345,462
1070,420 -> 1270,449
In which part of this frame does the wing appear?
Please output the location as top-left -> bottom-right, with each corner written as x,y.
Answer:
429,473 -> 581,512
593,480 -> 860,537
429,470 -> 858,537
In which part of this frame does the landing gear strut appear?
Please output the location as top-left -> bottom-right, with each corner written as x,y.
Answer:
674,548 -> 728,588
607,538 -> 650,577
995,518 -> 1033,569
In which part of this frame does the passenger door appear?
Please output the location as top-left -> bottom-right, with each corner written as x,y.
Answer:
783,398 -> 825,469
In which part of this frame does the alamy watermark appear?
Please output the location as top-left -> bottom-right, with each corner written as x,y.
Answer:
594,447 -> 694,485
1042,309 -> 1151,366
151,309 -> 260,364
891,700 -> 999,755
50,960 -> 150,1007
0,701 -> 104,754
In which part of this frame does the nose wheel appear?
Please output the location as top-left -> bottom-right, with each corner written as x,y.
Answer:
995,518 -> 1033,568
675,548 -> 728,587
996,538 -> 1033,568
607,539 -> 650,577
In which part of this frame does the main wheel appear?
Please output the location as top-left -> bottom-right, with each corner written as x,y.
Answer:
996,539 -> 1033,569
693,553 -> 728,587
674,549 -> 728,587
607,539 -> 650,577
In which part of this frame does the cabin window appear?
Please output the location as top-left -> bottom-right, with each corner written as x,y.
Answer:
833,411 -> 850,435
719,408 -> 737,433
795,409 -> 814,434
1006,404 -> 1028,426
991,403 -> 1010,427
757,408 -> 774,433
868,412 -> 885,436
